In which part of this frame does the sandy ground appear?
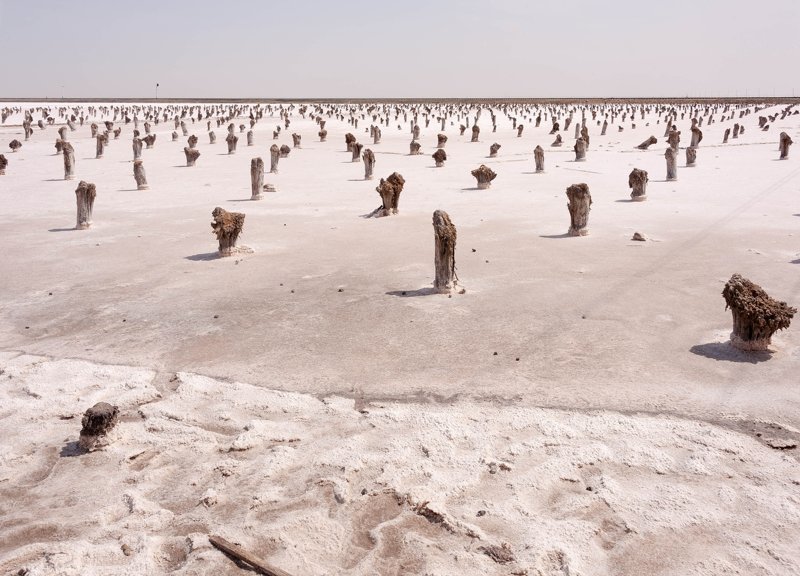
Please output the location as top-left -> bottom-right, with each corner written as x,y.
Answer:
1,101 -> 799,575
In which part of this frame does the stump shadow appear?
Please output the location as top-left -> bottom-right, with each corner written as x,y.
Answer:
460,186 -> 482,191
689,342 -> 773,364
42,178 -> 67,182
60,440 -> 85,458
539,233 -> 572,239
386,287 -> 438,297
185,252 -> 220,261
790,258 -> 800,264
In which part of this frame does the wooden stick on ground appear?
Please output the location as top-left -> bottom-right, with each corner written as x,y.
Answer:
208,535 -> 295,576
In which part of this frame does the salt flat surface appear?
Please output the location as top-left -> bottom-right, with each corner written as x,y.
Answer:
0,101 -> 798,574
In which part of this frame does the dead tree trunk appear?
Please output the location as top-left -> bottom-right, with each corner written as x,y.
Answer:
732,123 -> 740,139
211,207 -> 245,257
184,147 -> 200,166
345,133 -> 356,152
209,131 -> 217,144
79,402 -> 118,451
667,130 -> 681,151
351,142 -> 363,161
723,128 -> 730,143
133,160 -> 148,190
566,183 -> 592,236
471,164 -> 496,189
779,132 -> 793,159
188,135 -> 199,149
690,127 -> 703,147
665,147 -> 678,180
517,125 -> 524,137
0,154 -> 6,175
362,148 -> 375,179
686,146 -> 697,167
292,133 -> 301,148
573,138 -> 587,161
551,134 -> 563,147
226,133 -> 238,154
489,143 -> 501,157
437,133 -> 447,148
251,157 -> 264,200
247,130 -> 254,146
409,141 -> 421,155
75,180 -> 96,229
433,210 -> 459,294
95,135 -> 106,159
432,148 -> 447,167
636,136 -> 657,150
318,129 -> 327,142
132,137 -> 143,160
471,125 -> 480,142
722,273 -> 796,351
370,172 -> 405,217
628,168 -> 648,201
63,142 -> 76,180
601,119 -> 608,135
172,131 -> 179,141
534,145 -> 545,173
270,144 -> 280,173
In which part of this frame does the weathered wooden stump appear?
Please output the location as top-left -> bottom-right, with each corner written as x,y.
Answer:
471,125 -> 480,142
551,134 -> 563,147
489,143 -> 501,158
269,144 -> 280,173
534,145 -> 545,173
211,207 -> 245,257
132,137 -> 143,160
209,131 -> 217,144
55,139 -> 63,155
628,168 -> 648,201
437,133 -> 447,148
133,160 -> 148,190
370,172 -> 405,217
432,148 -> 447,167
686,146 -> 697,167
732,123 -> 740,139
79,402 -> 119,451
433,210 -> 460,294
409,141 -> 422,155
779,132 -> 793,159
0,154 -> 6,175
188,135 -> 199,149
636,136 -> 657,150
690,127 -> 703,147
723,128 -> 730,143
471,164 -> 496,189
363,148 -> 376,179
9,139 -> 22,152
279,144 -> 291,158
665,147 -> 678,181
722,273 -> 795,351
573,138 -> 587,161
517,125 -> 524,137
75,180 -> 96,229
172,131 -> 179,141
250,157 -> 265,200
63,142 -> 76,180
292,133 -> 301,148
566,183 -> 591,236
318,129 -> 327,142
345,132 -> 356,152
184,147 -> 200,167
226,133 -> 238,154
247,130 -> 254,146
667,129 -> 681,151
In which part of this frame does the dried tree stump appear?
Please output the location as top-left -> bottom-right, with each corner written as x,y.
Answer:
534,145 -> 545,173
63,142 -> 76,180
79,402 -> 119,451
779,132 -> 793,159
471,164 -> 496,189
362,148 -> 375,179
566,183 -> 592,236
369,172 -> 405,217
686,146 -> 697,167
574,137 -> 587,161
432,148 -> 447,167
433,210 -> 460,294
489,143 -> 501,157
184,147 -> 200,167
75,180 -> 96,229
628,168 -> 648,201
133,160 -> 149,190
636,136 -> 657,150
665,147 -> 678,181
722,274 -> 795,351
251,157 -> 264,200
211,207 -> 245,256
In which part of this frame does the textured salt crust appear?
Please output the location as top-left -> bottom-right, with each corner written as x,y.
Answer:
1,356 -> 799,575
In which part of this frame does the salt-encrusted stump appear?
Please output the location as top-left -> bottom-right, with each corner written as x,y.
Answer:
686,146 -> 697,167
574,138 -> 587,161
250,157 -> 264,200
517,125 -> 524,137
90,123 -> 98,138
471,164 -> 496,189
58,126 -> 68,142
132,137 -> 143,160
779,132 -> 793,159
690,127 -> 703,147
534,145 -> 545,173
79,402 -> 119,451
549,121 -> 560,134
273,130 -> 279,140
489,143 -> 501,157
369,172 -> 405,217
373,127 -> 381,144
172,131 -> 179,141
181,121 -> 188,136
349,142 -> 362,162
209,131 -> 217,144
459,124 -> 466,135
628,168 -> 648,201
636,136 -> 657,150
133,160 -> 148,190
437,133 -> 447,148
409,141 -> 422,155
733,123 -> 740,139
432,148 -> 447,167
551,134 -> 563,147
667,130 -> 681,151
566,183 -> 592,236
184,147 -> 200,167
75,180 -> 96,229
0,154 -> 6,175
63,142 -> 76,180
345,132 -> 356,152
722,273 -> 796,351
471,125 -> 480,142
723,128 -> 730,143
581,126 -> 590,147
247,130 -> 254,146
144,121 -> 151,134
318,129 -> 327,142
262,145 -> 276,175
188,135 -> 199,149
55,139 -> 63,154
9,139 -> 22,152
601,119 -> 608,135
292,133 -> 301,148
412,125 -> 421,140
362,148 -> 376,179
211,207 -> 245,257
665,147 -> 678,181
226,133 -> 238,154
433,210 -> 460,294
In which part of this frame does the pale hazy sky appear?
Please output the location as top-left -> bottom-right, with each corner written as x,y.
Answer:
1,0 -> 797,98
